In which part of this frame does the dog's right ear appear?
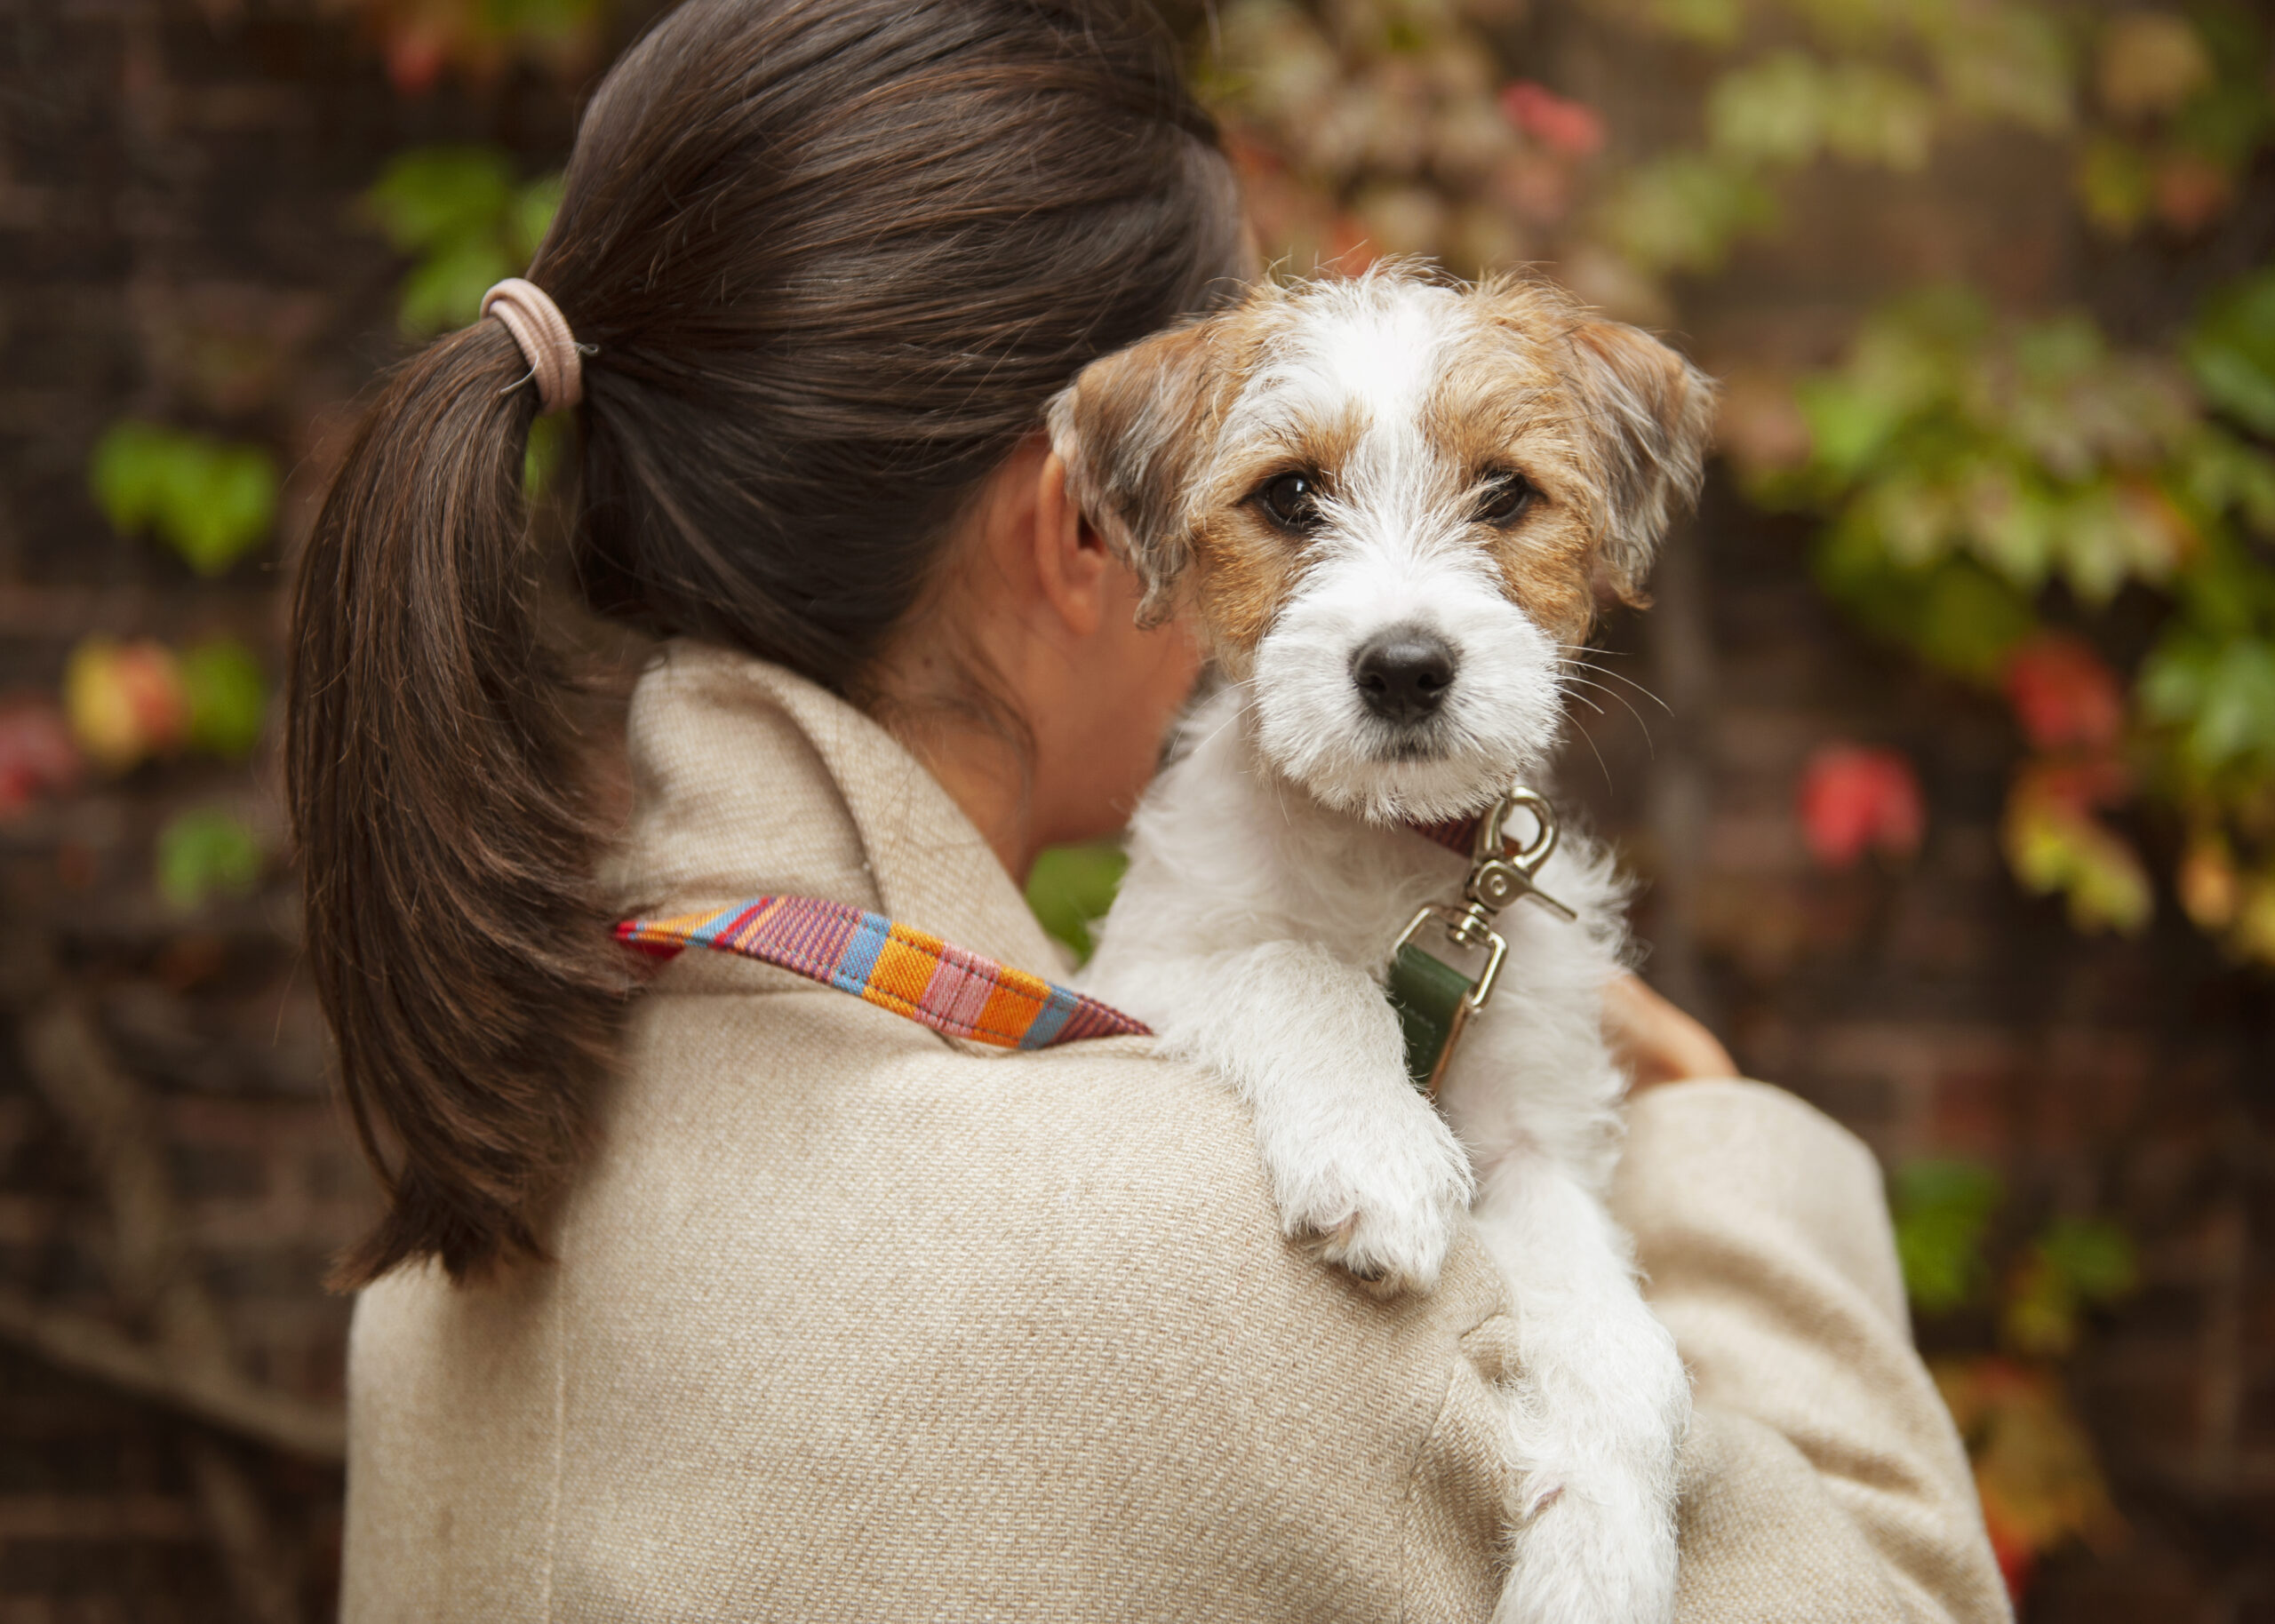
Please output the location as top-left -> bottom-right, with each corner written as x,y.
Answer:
1046,319 -> 1229,628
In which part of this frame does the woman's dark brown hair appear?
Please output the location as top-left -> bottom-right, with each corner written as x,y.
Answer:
289,0 -> 1245,1286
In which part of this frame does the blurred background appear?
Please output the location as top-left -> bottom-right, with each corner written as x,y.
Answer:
2,0 -> 2271,1617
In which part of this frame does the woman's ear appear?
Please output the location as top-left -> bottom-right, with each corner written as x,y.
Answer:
1032,449 -> 1108,640
1044,316 -> 1230,628
1567,320 -> 1718,607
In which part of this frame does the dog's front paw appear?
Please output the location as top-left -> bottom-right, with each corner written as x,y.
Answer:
1494,1311 -> 1687,1624
1270,1099 -> 1473,1294
1495,1469 -> 1678,1624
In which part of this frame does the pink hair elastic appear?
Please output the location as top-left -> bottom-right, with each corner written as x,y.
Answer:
481,277 -> 585,412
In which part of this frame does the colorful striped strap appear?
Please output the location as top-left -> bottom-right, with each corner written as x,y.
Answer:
615,896 -> 1151,1049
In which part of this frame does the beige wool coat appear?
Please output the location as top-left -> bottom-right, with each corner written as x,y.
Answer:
341,641 -> 2011,1623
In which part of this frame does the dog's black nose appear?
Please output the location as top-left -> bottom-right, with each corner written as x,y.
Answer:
1352,627 -> 1457,724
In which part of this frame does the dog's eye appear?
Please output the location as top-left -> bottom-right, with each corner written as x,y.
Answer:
1474,473 -> 1538,526
1256,471 -> 1323,532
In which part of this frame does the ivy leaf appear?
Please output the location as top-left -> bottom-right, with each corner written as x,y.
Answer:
366,147 -> 515,255
2177,828 -> 2239,929
1934,1355 -> 2125,1592
1795,374 -> 1907,482
178,638 -> 269,760
1640,0 -> 1743,48
2075,135 -> 2156,235
2002,635 -> 2125,752
1596,153 -> 1776,276
2002,776 -> 2153,935
89,421 -> 278,577
397,236 -> 519,337
1819,61 -> 1937,171
1708,52 -> 1824,168
1815,533 -> 2035,681
0,701 -> 83,816
156,807 -> 265,912
88,420 -> 175,537
2037,1217 -> 2137,1305
62,637 -> 188,771
510,172 -> 565,261
2177,425 -> 2275,536
2004,1219 -> 2136,1357
1930,5 -> 2074,135
1892,1159 -> 2003,1314
2186,269 -> 2275,438
1025,841 -> 1129,965
172,442 -> 279,577
2096,12 -> 2214,120
2139,633 -> 2275,776
368,147 -> 566,335
1797,743 -> 1924,868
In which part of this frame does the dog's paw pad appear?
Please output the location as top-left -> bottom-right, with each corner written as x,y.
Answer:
1515,1481 -> 1563,1524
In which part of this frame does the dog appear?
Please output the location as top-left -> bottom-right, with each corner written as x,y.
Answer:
1046,265 -> 1716,1623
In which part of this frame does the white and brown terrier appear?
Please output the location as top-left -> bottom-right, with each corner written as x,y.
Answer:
1049,265 -> 1715,1622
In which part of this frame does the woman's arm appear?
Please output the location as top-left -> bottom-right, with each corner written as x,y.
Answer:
1603,981 -> 2013,1624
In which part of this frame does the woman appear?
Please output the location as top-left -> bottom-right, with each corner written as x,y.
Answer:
290,0 -> 2009,1617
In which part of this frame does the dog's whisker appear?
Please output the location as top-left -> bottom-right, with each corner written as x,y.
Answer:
1560,657 -> 1673,716
1559,675 -> 1656,760
1570,713 -> 1616,795
1560,673 -> 1648,726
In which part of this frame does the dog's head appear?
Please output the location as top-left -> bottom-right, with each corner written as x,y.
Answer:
1047,266 -> 1715,824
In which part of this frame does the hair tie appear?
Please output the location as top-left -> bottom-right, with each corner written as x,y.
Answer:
481,278 -> 586,412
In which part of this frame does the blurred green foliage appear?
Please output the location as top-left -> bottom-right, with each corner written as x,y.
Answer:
178,639 -> 270,761
1751,272 -> 2275,957
1024,843 -> 1129,963
1891,1154 -> 2138,1356
1893,1158 -> 2005,1314
89,421 -> 277,577
366,147 -> 564,335
2005,1217 -> 2138,1357
156,807 -> 265,912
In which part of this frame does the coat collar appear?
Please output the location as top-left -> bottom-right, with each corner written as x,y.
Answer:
605,640 -> 1070,991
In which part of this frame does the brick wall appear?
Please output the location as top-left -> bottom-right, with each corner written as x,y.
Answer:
3,0 -> 583,1615
2,0 -> 2270,1620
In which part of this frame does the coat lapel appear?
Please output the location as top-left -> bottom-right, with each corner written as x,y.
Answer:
606,641 -> 1071,1017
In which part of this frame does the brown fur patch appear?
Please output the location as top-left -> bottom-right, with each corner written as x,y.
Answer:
1425,283 -> 1606,647
1183,402 -> 1366,669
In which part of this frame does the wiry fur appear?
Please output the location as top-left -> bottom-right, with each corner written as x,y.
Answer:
1051,265 -> 1716,1624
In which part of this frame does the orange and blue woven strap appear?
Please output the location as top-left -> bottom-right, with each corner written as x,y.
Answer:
615,896 -> 1150,1049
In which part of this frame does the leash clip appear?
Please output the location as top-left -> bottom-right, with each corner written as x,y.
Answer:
1387,786 -> 1575,1094
1459,785 -> 1576,934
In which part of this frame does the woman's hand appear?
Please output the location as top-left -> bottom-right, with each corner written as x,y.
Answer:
1603,974 -> 1736,1092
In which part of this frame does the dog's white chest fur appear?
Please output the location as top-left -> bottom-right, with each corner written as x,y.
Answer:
1083,693 -> 1689,1624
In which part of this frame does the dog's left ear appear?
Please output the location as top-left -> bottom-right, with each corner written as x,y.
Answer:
1566,321 -> 1718,607
1046,317 -> 1233,628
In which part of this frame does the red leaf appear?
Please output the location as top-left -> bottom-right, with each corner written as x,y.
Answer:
1983,1501 -> 2041,1605
1498,83 -> 1606,159
63,637 -> 189,771
0,700 -> 82,816
2152,153 -> 2231,233
384,24 -> 449,96
2002,635 -> 2124,752
1799,744 -> 1925,868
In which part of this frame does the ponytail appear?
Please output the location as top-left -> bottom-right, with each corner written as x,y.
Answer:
288,318 -> 626,1286
291,0 -> 1246,1285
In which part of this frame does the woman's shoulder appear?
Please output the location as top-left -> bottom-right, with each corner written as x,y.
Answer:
346,982 -> 1522,1621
